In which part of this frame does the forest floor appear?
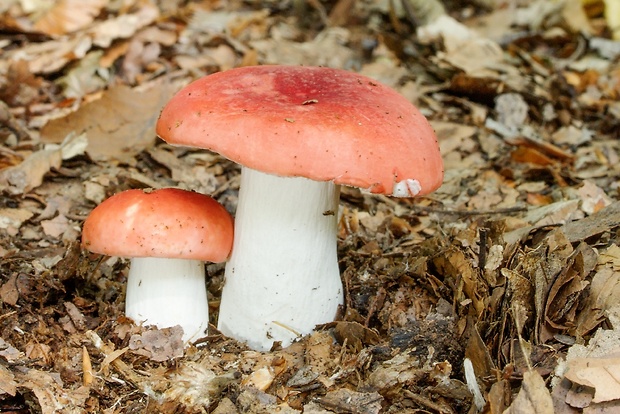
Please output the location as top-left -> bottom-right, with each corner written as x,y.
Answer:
1,0 -> 620,413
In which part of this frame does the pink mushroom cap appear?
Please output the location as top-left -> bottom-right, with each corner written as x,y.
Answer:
82,188 -> 233,262
156,65 -> 443,196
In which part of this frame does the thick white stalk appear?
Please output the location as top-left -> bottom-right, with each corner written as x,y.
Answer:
125,257 -> 209,344
218,167 -> 343,351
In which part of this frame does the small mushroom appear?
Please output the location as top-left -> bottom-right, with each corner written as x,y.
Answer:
157,65 -> 443,351
82,188 -> 234,344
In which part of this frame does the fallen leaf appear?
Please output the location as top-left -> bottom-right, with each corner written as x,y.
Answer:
57,50 -> 107,98
0,273 -> 19,306
554,316 -> 620,408
564,355 -> 620,403
40,80 -> 176,161
575,246 -> 620,336
559,201 -> 620,243
544,243 -> 597,334
318,389 -> 383,414
88,2 -> 160,48
159,362 -> 239,409
577,180 -> 613,215
333,321 -> 380,351
365,352 -> 424,391
40,214 -> 71,238
251,27 -> 355,68
0,364 -> 17,396
7,35 -> 93,74
0,208 -> 34,234
34,0 -> 107,36
16,369 -> 90,414
0,132 -> 86,194
0,338 -> 25,363
504,370 -> 554,414
129,326 -> 184,362
0,148 -> 61,194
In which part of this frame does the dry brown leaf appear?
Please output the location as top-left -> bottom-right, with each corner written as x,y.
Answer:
333,321 -> 380,351
0,364 -> 18,396
10,35 -> 93,74
575,263 -> 620,337
318,389 -> 383,414
511,147 -> 555,166
251,27 -> 355,68
0,207 -> 34,234
0,273 -> 19,306
600,244 -> 620,270
544,243 -> 597,333
158,362 -> 238,409
559,201 -> 620,243
431,121 -> 477,156
0,338 -> 25,364
433,248 -> 485,316
128,326 -> 184,362
564,355 -> 620,403
0,132 -> 86,194
554,316 -> 620,410
40,214 -> 71,239
15,369 -> 90,414
89,3 -> 159,48
57,50 -> 107,98
522,200 -> 581,227
488,379 -> 510,413
577,180 -> 613,215
0,148 -> 61,194
504,370 -> 554,414
34,0 -> 107,36
40,80 -> 176,161
365,352 -> 424,391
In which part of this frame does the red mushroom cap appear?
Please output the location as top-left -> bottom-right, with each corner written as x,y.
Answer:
82,188 -> 233,262
156,65 -> 443,196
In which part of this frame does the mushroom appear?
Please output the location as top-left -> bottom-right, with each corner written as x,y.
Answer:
156,65 -> 443,351
82,188 -> 234,344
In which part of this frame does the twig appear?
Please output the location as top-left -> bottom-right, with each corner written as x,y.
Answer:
411,205 -> 527,216
403,389 -> 456,414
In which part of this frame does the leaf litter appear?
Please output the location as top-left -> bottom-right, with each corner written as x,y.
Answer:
1,0 -> 620,412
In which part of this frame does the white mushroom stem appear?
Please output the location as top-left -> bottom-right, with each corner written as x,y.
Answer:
217,167 -> 343,351
125,257 -> 210,344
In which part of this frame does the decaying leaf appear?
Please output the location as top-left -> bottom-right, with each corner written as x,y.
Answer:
1,0 -> 620,412
575,244 -> 620,336
544,243 -> 598,337
128,326 -> 184,362
154,362 -> 239,409
365,352 -> 424,391
0,207 -> 34,234
0,132 -> 86,194
559,201 -> 620,243
318,389 -> 383,414
15,369 -> 91,414
504,370 -> 554,414
564,355 -> 620,403
40,80 -> 176,161
333,321 -> 380,351
0,364 -> 18,396
433,248 -> 486,316
34,0 -> 107,36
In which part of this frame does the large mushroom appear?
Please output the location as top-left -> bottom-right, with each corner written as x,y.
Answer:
82,188 -> 234,344
156,65 -> 443,351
